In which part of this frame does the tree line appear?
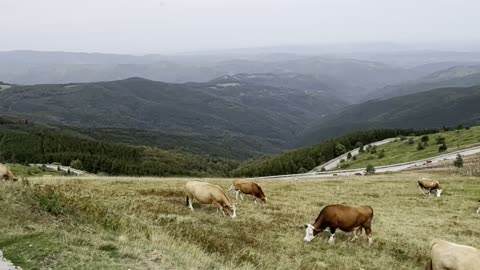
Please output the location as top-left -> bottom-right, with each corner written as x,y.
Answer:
0,127 -> 238,177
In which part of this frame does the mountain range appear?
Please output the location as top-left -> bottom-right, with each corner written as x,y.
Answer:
1,50 -> 480,159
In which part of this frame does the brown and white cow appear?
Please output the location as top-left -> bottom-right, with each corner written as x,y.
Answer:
0,164 -> 18,182
418,178 -> 443,198
304,204 -> 373,244
228,180 -> 267,203
185,181 -> 236,218
425,239 -> 480,270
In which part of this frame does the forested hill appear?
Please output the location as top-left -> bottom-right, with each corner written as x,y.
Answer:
300,85 -> 480,146
0,116 -> 238,177
232,128 -> 438,177
0,77 -> 347,157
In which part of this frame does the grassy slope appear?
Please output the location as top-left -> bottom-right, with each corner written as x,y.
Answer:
8,164 -> 63,178
1,172 -> 479,269
340,126 -> 480,170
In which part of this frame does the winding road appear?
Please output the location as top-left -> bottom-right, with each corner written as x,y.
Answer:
255,144 -> 480,181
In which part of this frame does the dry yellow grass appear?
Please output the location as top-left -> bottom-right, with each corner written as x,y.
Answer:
0,172 -> 479,269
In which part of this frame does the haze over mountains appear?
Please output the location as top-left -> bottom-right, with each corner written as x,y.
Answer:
1,47 -> 480,159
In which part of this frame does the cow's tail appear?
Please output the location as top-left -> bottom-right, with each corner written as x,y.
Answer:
186,196 -> 190,207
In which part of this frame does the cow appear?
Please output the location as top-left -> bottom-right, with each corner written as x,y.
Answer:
304,204 -> 373,244
228,180 -> 267,203
185,181 -> 236,218
425,239 -> 480,270
0,164 -> 18,182
418,178 -> 443,198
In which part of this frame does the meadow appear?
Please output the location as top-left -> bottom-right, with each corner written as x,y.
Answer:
0,171 -> 479,269
340,126 -> 480,170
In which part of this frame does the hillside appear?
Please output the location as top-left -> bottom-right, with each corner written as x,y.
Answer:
0,77 -> 348,156
0,51 -> 422,96
332,126 -> 480,170
231,129 -> 436,177
2,173 -> 478,269
0,116 -> 238,177
369,68 -> 480,100
300,85 -> 480,146
210,73 -> 360,103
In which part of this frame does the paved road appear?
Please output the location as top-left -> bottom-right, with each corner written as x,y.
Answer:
312,138 -> 396,171
0,250 -> 19,270
256,145 -> 480,181
29,164 -> 87,175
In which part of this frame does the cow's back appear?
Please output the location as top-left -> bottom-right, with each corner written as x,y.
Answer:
320,205 -> 373,230
430,239 -> 480,270
186,181 -> 228,204
237,182 -> 261,195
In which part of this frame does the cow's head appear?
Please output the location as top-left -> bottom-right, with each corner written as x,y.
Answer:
434,189 -> 442,198
304,224 -> 319,242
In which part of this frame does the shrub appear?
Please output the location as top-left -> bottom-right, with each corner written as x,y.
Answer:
346,152 -> 352,159
365,145 -> 372,152
298,167 -> 308,173
406,138 -> 415,145
399,135 -> 407,141
378,150 -> 385,159
435,136 -> 445,144
365,164 -> 375,175
339,162 -> 350,169
370,145 -> 377,154
359,146 -> 365,153
453,154 -> 463,168
320,167 -> 326,172
421,135 -> 429,144
70,159 -> 83,170
352,156 -> 357,161
417,142 -> 425,151
335,143 -> 347,156
438,143 -> 447,152
465,126 -> 470,130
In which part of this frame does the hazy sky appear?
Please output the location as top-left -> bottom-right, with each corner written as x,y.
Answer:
1,0 -> 479,54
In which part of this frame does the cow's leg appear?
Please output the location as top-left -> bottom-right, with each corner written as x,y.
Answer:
240,194 -> 244,201
328,228 -> 336,244
350,227 -> 362,241
187,196 -> 194,211
476,206 -> 480,214
235,190 -> 240,200
364,220 -> 373,245
213,201 -> 224,216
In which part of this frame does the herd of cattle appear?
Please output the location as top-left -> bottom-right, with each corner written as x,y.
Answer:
2,163 -> 480,269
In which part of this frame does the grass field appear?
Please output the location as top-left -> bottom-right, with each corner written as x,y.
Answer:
339,126 -> 480,170
1,170 -> 479,270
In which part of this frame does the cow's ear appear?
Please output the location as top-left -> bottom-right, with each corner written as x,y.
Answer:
304,224 -> 309,228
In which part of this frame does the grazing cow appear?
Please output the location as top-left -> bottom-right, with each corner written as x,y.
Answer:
304,204 -> 373,244
418,178 -> 443,198
0,164 -> 18,181
185,181 -> 236,218
228,180 -> 267,203
425,239 -> 480,270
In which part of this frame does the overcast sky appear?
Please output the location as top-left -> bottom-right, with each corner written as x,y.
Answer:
1,0 -> 479,54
